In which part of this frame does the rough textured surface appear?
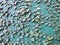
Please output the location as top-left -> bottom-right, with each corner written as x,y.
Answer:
0,0 -> 60,45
